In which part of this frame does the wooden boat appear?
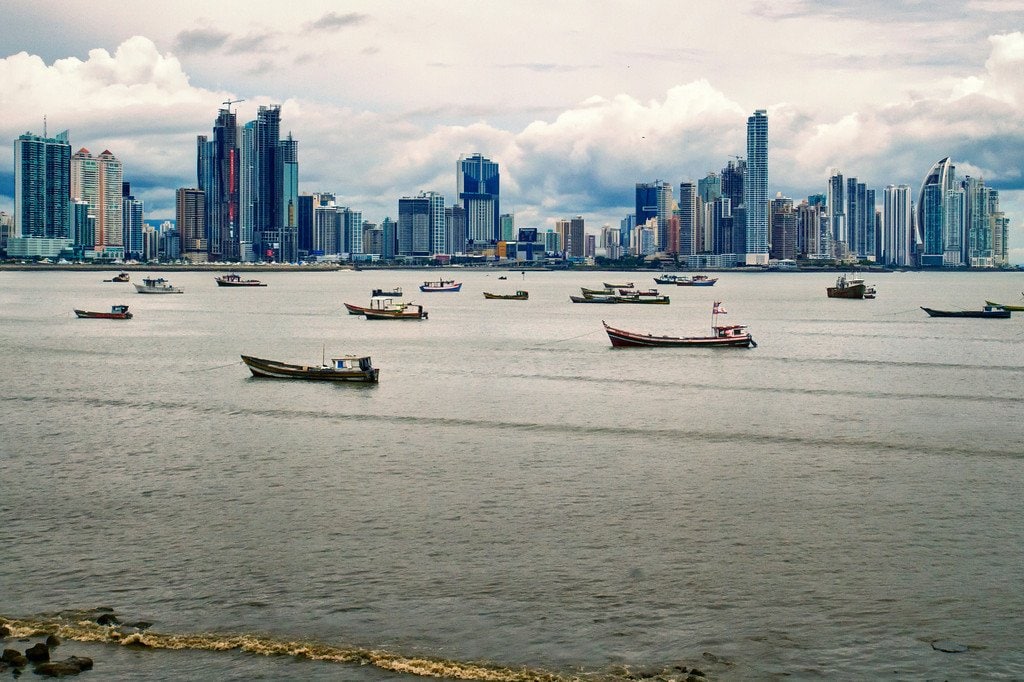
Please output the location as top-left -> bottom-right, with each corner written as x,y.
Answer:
571,294 -> 670,304
419,279 -> 461,292
216,273 -> 266,287
103,272 -> 130,282
826,273 -> 866,299
674,274 -> 718,286
134,276 -> 183,294
581,287 -> 615,295
603,302 -> 755,348
603,281 -> 634,289
483,290 -> 528,300
618,288 -> 661,296
241,354 -> 379,382
363,303 -> 428,320
372,287 -> 402,297
921,305 -> 1010,318
345,298 -> 412,316
74,304 -> 132,319
653,274 -> 682,284
985,300 -> 1024,311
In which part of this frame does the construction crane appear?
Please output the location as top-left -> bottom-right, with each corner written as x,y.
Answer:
222,98 -> 245,113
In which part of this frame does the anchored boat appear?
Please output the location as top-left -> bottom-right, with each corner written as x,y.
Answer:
74,304 -> 133,319
920,305 -> 1010,318
241,354 -> 379,382
603,302 -> 755,348
135,277 -> 183,294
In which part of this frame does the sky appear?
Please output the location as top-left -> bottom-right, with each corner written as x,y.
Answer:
1,0 -> 1023,260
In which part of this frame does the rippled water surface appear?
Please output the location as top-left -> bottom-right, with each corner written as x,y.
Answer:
2,268 -> 1023,680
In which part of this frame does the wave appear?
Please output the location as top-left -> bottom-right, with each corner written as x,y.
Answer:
0,612 -> 578,681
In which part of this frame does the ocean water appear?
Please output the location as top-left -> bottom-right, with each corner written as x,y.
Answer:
2,267 -> 1023,680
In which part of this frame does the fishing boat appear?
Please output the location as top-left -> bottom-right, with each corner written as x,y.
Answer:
419,279 -> 462,292
571,294 -> 670,304
826,273 -> 867,299
920,305 -> 1010,319
581,287 -> 615,295
216,273 -> 267,287
603,281 -> 634,289
103,272 -> 130,283
74,304 -> 133,319
674,274 -> 718,286
985,300 -> 1024,311
864,286 -> 877,299
372,287 -> 402,297
241,353 -> 379,382
345,298 -> 411,316
603,302 -> 755,348
483,290 -> 529,300
134,276 -> 183,294
363,302 -> 428,320
570,294 -> 618,303
653,274 -> 683,284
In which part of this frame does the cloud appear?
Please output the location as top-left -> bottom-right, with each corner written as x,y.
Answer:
173,28 -> 230,54
308,12 -> 368,31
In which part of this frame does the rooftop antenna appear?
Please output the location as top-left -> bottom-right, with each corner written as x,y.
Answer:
222,98 -> 245,113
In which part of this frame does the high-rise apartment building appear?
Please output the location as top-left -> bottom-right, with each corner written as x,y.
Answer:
678,181 -> 698,256
635,181 -> 673,251
917,157 -> 956,267
458,153 -> 500,244
176,187 -> 206,262
398,192 -> 444,256
769,196 -> 796,261
569,216 -> 585,258
744,109 -> 769,264
122,185 -> 144,260
882,184 -> 913,267
15,130 -> 72,243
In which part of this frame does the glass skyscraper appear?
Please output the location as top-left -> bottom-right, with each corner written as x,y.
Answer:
744,109 -> 769,264
457,153 -> 499,245
15,130 -> 71,240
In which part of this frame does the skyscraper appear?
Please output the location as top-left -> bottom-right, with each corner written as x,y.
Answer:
122,185 -> 144,260
882,184 -> 913,267
458,154 -> 500,244
744,109 -> 769,264
398,192 -> 444,256
678,181 -> 697,256
917,157 -> 955,267
569,216 -> 585,258
176,187 -> 206,262
197,107 -> 239,261
15,130 -> 71,243
635,181 -> 672,250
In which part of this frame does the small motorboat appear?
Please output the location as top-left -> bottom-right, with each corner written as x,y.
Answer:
103,272 -> 130,283
363,303 -> 428,320
135,277 -> 183,294
603,302 -> 755,348
74,304 -> 133,319
827,273 -> 867,298
674,274 -> 718,287
419,279 -> 461,292
372,287 -> 402,297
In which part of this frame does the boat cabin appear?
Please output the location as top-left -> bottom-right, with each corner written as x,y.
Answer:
332,356 -> 374,371
714,324 -> 750,339
111,305 -> 130,314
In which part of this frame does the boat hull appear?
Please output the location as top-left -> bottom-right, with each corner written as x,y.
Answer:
603,322 -> 754,348
134,284 -> 183,294
216,280 -> 266,287
419,282 -> 462,292
240,355 -> 379,382
921,307 -> 1010,318
827,284 -> 866,298
676,280 -> 717,286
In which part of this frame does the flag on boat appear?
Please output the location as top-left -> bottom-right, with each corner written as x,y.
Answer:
713,301 -> 727,314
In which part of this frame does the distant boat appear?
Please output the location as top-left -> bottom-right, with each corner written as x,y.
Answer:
216,273 -> 266,287
74,304 -> 132,319
674,274 -> 717,286
581,287 -> 615,295
371,287 -> 402,297
241,353 -> 379,382
985,300 -> 1024,311
603,302 -> 755,348
602,281 -> 634,289
497,275 -> 508,280
921,305 -> 1010,318
653,274 -> 683,284
864,286 -> 877,299
617,288 -> 661,296
483,290 -> 528,300
134,277 -> 183,294
419,279 -> 461,292
826,273 -> 867,299
570,294 -> 670,304
103,272 -> 130,283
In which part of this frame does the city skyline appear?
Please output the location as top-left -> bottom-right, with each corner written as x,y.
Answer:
1,1 -> 1022,261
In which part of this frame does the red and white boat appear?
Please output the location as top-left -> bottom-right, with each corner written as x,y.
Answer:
74,304 -> 133,319
603,302 -> 755,348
